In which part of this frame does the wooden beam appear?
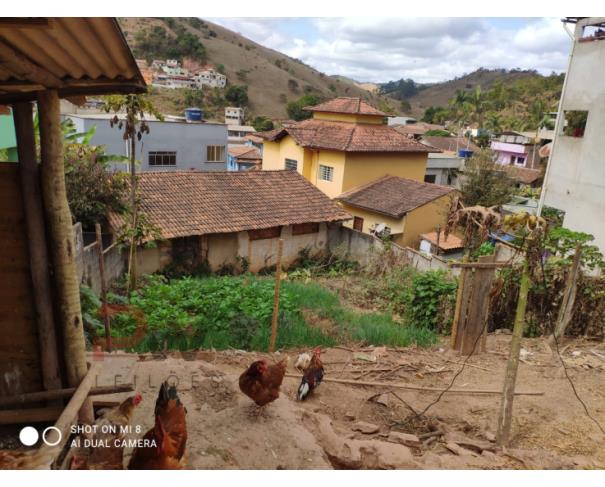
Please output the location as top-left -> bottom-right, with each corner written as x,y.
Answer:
450,261 -> 512,269
0,18 -> 50,27
269,238 -> 284,353
95,222 -> 112,352
0,384 -> 134,408
0,407 -> 64,425
37,89 -> 93,424
13,101 -> 63,395
38,363 -> 102,459
0,40 -> 62,88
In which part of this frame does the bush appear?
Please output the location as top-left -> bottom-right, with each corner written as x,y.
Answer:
405,270 -> 458,333
286,94 -> 323,121
225,85 -> 248,106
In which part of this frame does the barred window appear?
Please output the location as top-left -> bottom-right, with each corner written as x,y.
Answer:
207,145 -> 226,162
148,151 -> 176,166
285,158 -> 298,171
318,164 -> 334,182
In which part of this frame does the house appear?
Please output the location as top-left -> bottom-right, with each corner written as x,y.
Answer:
490,131 -> 542,169
227,124 -> 256,145
227,146 -> 262,171
393,122 -> 448,140
225,106 -> 246,125
419,231 -> 464,260
387,116 -> 417,126
194,69 -> 227,89
0,17 -> 146,416
63,112 -> 228,172
152,74 -> 197,90
109,171 -> 350,274
257,97 -> 438,199
420,136 -> 480,187
335,175 -> 456,248
540,17 -> 605,253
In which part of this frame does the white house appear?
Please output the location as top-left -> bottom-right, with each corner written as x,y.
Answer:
194,69 -> 227,89
539,17 -> 605,253
225,106 -> 245,125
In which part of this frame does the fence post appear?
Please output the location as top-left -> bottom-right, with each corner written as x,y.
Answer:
269,238 -> 284,353
550,242 -> 582,346
95,223 -> 112,352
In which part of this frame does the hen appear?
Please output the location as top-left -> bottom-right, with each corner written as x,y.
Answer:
128,381 -> 187,470
0,448 -> 57,470
239,357 -> 288,411
83,393 -> 143,469
297,347 -> 324,401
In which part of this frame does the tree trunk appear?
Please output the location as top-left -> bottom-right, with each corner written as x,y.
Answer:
37,90 -> 93,423
127,110 -> 137,294
550,242 -> 582,345
496,258 -> 530,446
13,101 -> 63,393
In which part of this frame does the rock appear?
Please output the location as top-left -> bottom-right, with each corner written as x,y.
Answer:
387,431 -> 421,448
344,412 -> 356,421
484,431 -> 496,442
352,421 -> 380,434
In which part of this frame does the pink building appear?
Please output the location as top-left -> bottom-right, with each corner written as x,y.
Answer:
490,131 -> 541,169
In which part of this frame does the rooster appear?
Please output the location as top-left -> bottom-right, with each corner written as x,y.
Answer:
297,347 -> 324,401
82,393 -> 143,469
239,357 -> 288,412
0,448 -> 57,470
128,381 -> 187,470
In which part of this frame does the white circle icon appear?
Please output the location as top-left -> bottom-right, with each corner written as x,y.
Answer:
19,426 -> 39,446
42,426 -> 62,446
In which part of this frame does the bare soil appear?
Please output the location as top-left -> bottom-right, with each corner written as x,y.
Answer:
120,334 -> 605,469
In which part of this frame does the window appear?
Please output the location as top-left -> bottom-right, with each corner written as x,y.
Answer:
514,156 -> 526,166
353,217 -> 364,232
292,222 -> 319,235
248,226 -> 281,241
207,145 -> 226,162
284,158 -> 298,171
424,174 -> 436,184
318,164 -> 334,182
148,151 -> 176,166
563,110 -> 588,138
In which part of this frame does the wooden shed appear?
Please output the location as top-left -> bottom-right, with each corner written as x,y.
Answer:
0,18 -> 145,442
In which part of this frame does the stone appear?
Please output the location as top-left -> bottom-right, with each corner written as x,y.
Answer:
352,421 -> 380,434
387,431 -> 421,448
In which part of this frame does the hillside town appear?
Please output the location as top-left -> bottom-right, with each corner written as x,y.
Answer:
0,15 -> 604,474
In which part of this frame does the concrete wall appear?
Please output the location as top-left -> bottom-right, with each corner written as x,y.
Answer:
342,152 -> 427,190
65,115 -> 228,172
541,19 -> 605,252
401,194 -> 453,248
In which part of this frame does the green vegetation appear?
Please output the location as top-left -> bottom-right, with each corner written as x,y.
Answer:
99,275 -> 437,352
421,72 -> 564,131
459,149 -> 515,207
133,24 -> 207,63
225,85 -> 249,106
380,78 -> 422,99
286,94 -> 323,121
424,129 -> 451,137
250,116 -> 274,132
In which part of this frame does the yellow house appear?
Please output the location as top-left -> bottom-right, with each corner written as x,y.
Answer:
258,97 -> 438,198
336,175 -> 456,249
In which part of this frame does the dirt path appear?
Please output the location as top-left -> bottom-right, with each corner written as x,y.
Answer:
119,334 -> 605,469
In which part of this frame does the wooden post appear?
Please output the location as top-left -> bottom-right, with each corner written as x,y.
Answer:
95,222 -> 112,352
550,242 -> 582,345
13,101 -> 63,393
496,257 -> 531,446
450,253 -> 469,348
269,238 -> 284,353
126,108 -> 138,295
37,90 -> 93,424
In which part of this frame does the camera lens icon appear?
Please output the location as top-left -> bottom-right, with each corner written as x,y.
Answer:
19,426 -> 62,447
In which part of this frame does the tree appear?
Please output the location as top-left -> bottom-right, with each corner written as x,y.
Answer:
225,85 -> 248,106
251,116 -> 274,132
459,149 -> 515,207
485,112 -> 504,133
286,94 -> 322,121
102,94 -> 163,294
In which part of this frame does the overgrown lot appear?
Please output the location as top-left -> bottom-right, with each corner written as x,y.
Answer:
91,274 -> 441,352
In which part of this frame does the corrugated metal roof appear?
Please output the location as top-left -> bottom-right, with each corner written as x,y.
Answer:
0,18 -> 146,103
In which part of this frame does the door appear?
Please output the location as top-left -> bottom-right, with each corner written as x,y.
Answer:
353,216 -> 364,232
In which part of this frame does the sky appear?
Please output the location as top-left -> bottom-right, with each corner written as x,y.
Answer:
208,17 -> 572,84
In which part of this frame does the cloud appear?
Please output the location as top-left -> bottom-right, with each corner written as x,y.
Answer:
209,17 -> 571,83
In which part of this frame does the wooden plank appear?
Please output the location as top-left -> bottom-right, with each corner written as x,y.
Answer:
450,261 -> 511,269
0,407 -> 63,425
461,255 -> 496,355
0,384 -> 134,408
451,253 -> 469,348
455,265 -> 475,351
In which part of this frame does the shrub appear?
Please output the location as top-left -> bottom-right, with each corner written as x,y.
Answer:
405,270 -> 458,333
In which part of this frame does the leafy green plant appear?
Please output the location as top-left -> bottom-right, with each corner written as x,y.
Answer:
405,270 -> 458,333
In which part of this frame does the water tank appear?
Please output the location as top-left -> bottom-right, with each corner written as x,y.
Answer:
458,149 -> 474,158
184,107 -> 203,122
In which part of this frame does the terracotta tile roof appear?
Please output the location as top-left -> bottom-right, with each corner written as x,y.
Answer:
393,123 -> 446,136
304,97 -> 386,116
499,165 -> 543,185
228,146 -> 255,157
337,175 -> 455,219
228,146 -> 262,165
421,136 -> 481,154
112,171 -> 350,240
420,231 -> 464,251
255,119 -> 437,153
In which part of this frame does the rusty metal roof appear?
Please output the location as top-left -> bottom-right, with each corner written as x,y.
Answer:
0,17 -> 146,103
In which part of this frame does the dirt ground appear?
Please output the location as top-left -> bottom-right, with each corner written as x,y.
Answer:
116,334 -> 605,470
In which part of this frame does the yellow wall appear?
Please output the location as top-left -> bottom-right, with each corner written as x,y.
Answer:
261,136 -> 306,174
207,233 -> 239,271
313,111 -> 385,125
308,149 -> 346,198
342,152 -> 428,192
339,202 -> 405,235
339,193 -> 454,249
400,194 -> 454,248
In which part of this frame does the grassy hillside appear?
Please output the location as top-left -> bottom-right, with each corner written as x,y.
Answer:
382,68 -> 547,118
119,17 -> 395,121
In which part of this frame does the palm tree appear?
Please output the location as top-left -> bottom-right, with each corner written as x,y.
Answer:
485,113 -> 503,134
